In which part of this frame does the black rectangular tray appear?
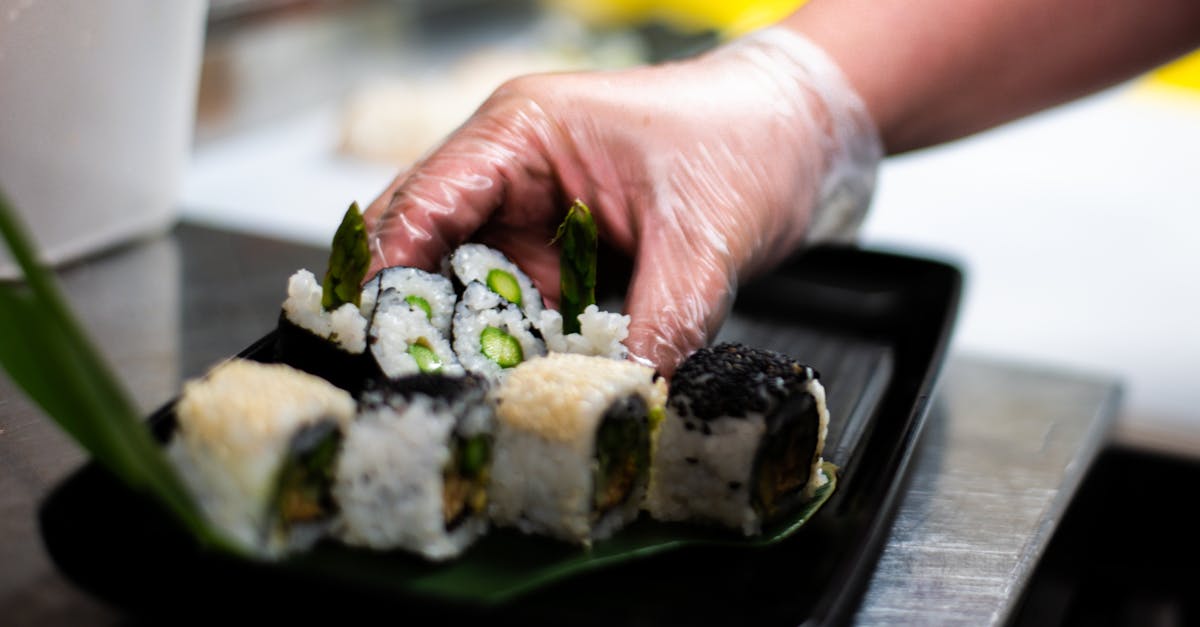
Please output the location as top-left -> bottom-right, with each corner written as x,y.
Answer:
38,244 -> 961,626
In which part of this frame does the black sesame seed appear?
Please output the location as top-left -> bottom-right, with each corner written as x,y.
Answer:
668,342 -> 819,423
728,481 -> 742,490
685,457 -> 699,464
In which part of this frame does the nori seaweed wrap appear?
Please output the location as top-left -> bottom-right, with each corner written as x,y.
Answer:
166,359 -> 357,559
332,373 -> 494,560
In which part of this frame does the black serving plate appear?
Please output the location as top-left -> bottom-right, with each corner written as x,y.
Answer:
39,244 -> 961,627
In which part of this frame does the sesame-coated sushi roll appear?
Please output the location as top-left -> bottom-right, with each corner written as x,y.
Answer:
452,281 -> 545,383
447,243 -> 544,320
332,374 -> 494,561
166,359 -> 357,559
488,353 -> 667,546
645,343 -> 830,536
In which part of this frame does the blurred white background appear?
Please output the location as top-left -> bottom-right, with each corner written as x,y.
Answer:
860,83 -> 1200,456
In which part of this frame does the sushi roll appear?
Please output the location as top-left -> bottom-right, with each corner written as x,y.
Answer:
368,289 -> 464,379
276,203 -> 378,395
452,281 -> 545,383
535,304 -> 631,360
446,243 -> 544,320
166,359 -> 357,559
276,267 -> 378,394
644,343 -> 830,536
333,374 -> 494,561
488,353 -> 667,545
362,265 -> 456,337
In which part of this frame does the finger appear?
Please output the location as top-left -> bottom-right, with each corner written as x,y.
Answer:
365,96 -> 557,278
622,219 -> 736,378
362,169 -> 409,237
366,147 -> 501,276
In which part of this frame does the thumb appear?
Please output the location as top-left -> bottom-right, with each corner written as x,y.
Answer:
622,227 -> 736,379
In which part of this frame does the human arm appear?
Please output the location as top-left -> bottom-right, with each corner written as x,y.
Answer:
781,0 -> 1200,153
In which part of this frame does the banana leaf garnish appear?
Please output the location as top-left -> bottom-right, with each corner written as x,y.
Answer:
322,202 -> 370,311
552,199 -> 598,335
0,189 -> 232,552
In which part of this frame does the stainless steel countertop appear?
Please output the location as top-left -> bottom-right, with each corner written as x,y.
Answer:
0,223 -> 1121,626
854,355 -> 1119,625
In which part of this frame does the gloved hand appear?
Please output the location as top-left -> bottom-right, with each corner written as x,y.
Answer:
363,26 -> 882,377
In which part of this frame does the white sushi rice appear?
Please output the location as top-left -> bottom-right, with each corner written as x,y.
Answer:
369,306 -> 465,378
448,243 -> 544,319
166,359 -> 357,558
452,282 -> 545,383
459,279 -> 505,312
488,353 -> 667,545
536,305 -> 630,360
332,394 -> 492,561
282,269 -> 370,353
644,378 -> 830,536
363,266 -> 457,336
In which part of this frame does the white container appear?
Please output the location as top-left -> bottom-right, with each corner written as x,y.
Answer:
0,0 -> 208,278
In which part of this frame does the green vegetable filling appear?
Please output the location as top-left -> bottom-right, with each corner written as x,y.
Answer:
485,268 -> 523,306
751,410 -> 820,520
405,294 -> 433,320
443,434 -> 491,529
273,420 -> 342,532
407,340 -> 443,374
592,395 -> 650,517
480,326 -> 523,368
553,199 -> 598,335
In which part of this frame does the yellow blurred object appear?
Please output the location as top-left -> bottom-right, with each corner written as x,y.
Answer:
1150,49 -> 1200,92
544,0 -> 806,38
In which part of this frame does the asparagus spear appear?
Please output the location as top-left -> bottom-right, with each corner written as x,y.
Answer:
553,199 -> 598,334
322,202 -> 370,311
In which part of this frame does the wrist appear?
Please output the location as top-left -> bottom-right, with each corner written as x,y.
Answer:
730,26 -> 884,245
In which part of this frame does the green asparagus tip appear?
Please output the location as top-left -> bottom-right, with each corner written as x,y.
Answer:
322,201 -> 370,311
555,199 -> 598,335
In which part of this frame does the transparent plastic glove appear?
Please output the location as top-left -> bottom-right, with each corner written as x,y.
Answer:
364,27 -> 881,377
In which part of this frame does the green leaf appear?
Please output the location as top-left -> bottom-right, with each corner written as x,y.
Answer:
552,199 -> 598,335
322,202 -> 370,311
0,188 -> 233,552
